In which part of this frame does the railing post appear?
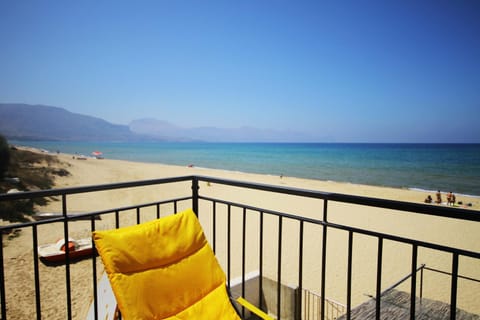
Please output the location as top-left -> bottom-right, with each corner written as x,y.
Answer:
0,232 -> 6,320
241,208 -> 247,319
259,211 -> 264,312
62,194 -> 73,320
347,231 -> 353,320
277,215 -> 283,320
32,225 -> 41,319
297,220 -> 304,320
375,237 -> 384,320
192,176 -> 199,215
91,216 -> 98,320
294,288 -> 301,320
420,265 -> 424,301
410,244 -> 418,319
321,199 -> 328,320
450,253 -> 458,320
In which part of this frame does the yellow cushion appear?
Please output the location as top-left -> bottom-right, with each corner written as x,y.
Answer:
93,208 -> 240,320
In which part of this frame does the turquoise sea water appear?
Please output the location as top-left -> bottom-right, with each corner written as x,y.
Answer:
11,141 -> 480,197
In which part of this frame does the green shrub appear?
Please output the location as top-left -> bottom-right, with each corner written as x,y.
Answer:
0,144 -> 70,222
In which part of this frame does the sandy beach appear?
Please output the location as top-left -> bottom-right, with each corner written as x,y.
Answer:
2,149 -> 480,319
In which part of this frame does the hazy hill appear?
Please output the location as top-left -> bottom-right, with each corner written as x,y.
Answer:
129,118 -> 315,142
0,103 -> 136,141
0,103 -> 317,142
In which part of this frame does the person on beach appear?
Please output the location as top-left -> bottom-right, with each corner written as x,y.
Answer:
447,192 -> 456,206
424,195 -> 432,203
435,190 -> 442,204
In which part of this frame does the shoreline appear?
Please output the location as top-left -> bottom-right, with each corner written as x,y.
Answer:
13,144 -> 480,208
407,187 -> 480,200
10,141 -> 480,198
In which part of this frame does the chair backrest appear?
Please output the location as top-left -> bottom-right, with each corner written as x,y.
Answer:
93,208 -> 240,319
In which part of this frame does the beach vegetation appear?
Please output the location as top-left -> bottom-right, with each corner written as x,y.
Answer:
0,146 -> 71,222
0,135 -> 9,179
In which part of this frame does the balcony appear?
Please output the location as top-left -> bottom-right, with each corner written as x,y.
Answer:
1,176 -> 479,319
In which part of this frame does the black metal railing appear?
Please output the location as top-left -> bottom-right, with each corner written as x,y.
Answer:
0,175 -> 479,320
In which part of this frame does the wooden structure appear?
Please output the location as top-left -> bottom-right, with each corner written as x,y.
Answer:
339,289 -> 480,320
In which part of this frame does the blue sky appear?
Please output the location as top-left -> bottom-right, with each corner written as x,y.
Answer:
1,1 -> 479,142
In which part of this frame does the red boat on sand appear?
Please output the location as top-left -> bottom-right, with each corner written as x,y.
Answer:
38,238 -> 94,263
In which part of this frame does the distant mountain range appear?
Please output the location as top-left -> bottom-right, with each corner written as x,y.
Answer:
129,118 -> 314,142
0,103 -> 315,142
0,104 -> 137,141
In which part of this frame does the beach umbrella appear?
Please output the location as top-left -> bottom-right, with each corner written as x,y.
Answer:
91,151 -> 103,157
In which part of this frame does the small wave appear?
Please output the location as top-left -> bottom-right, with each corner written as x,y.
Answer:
408,187 -> 480,199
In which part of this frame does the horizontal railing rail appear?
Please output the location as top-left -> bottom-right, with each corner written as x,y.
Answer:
194,176 -> 480,222
0,175 -> 478,320
1,176 -> 194,201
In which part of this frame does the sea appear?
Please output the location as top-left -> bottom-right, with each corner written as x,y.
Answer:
10,141 -> 480,197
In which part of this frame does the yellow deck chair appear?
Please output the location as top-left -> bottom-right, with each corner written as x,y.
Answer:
93,208 -> 272,320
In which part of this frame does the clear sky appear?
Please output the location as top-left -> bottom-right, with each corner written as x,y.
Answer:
1,1 -> 479,142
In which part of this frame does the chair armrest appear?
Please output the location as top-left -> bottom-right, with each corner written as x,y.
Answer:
236,297 -> 274,320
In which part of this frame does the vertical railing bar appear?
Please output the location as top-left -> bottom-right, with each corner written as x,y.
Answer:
241,207 -> 246,319
329,300 -> 331,320
192,177 -> 199,215
329,300 -> 331,319
321,199 -> 328,320
302,290 -> 305,320
277,215 -> 283,320
308,291 -> 311,320
32,225 -> 41,320
227,204 -> 232,288
375,237 -> 384,320
410,244 -> 418,319
174,200 -> 178,214
91,216 -> 98,320
212,202 -> 217,254
305,294 -> 310,319
346,231 -> 353,320
259,210 -> 264,312
0,229 -> 5,320
297,220 -> 304,320
420,265 -> 424,301
327,301 -> 333,319
450,253 -> 458,320
305,290 -> 308,319
62,194 -> 73,320
156,203 -> 160,219
307,291 -> 310,320
326,298 -> 328,318
310,292 -> 313,319
115,210 -> 120,229
136,207 -> 140,224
